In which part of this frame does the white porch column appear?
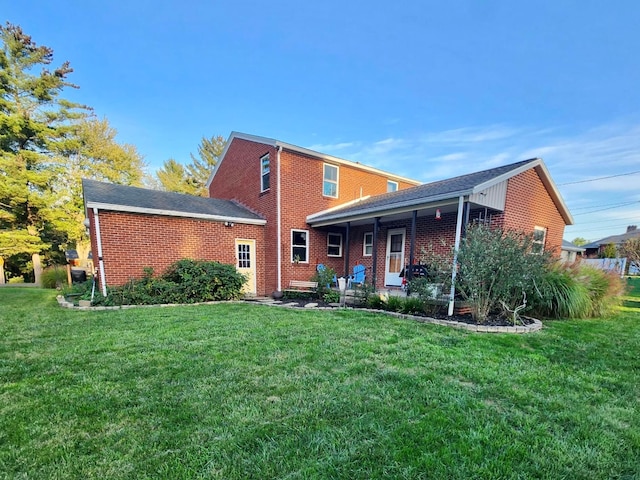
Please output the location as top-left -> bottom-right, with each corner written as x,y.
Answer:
448,196 -> 465,316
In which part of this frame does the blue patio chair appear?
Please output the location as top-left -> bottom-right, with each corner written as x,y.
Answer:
347,264 -> 366,289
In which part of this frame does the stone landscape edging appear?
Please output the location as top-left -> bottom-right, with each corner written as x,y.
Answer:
56,295 -> 543,334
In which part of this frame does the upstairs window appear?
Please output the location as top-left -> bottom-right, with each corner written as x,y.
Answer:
532,226 -> 547,254
323,163 -> 338,198
363,232 -> 373,256
387,180 -> 398,192
327,233 -> 342,257
260,153 -> 270,192
291,229 -> 308,263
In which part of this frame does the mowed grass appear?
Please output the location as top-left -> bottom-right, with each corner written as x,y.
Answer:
1,287 -> 639,479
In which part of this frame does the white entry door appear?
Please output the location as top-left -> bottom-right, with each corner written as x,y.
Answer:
385,229 -> 405,286
236,239 -> 256,296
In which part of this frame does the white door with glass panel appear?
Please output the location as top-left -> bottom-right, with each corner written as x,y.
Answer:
236,239 -> 256,295
385,229 -> 405,286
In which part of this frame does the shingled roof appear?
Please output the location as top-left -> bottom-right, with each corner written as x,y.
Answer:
82,179 -> 266,225
308,158 -> 573,226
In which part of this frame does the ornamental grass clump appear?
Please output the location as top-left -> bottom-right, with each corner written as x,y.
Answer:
529,262 -> 625,319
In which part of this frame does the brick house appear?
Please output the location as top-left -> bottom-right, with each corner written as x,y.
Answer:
83,131 -> 573,312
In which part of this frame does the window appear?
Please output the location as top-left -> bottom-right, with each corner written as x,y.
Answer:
323,163 -> 338,198
327,233 -> 342,257
237,243 -> 251,268
291,229 -> 308,263
260,153 -> 270,192
532,226 -> 547,254
387,180 -> 398,192
363,232 -> 373,256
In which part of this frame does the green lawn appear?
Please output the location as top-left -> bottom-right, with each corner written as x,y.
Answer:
1,286 -> 639,479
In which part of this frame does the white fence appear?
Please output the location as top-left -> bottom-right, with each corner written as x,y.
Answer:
581,258 -> 627,276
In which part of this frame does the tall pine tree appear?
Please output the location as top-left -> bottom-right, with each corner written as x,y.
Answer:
0,22 -> 89,279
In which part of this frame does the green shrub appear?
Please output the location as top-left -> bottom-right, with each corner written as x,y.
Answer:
385,295 -> 403,312
311,266 -> 337,298
456,224 -> 549,323
92,259 -> 247,306
322,290 -> 341,303
400,296 -> 425,315
41,266 -> 69,289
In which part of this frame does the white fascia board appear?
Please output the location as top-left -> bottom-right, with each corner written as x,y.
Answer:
86,201 -> 267,226
307,194 -> 466,227
206,131 -> 421,188
306,196 -> 372,221
471,158 -> 542,194
471,158 -> 574,225
275,141 -> 422,186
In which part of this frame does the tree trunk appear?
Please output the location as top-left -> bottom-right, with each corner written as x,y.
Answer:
33,253 -> 43,286
0,257 -> 5,284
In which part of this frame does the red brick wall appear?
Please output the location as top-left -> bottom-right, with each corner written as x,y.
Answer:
88,211 -> 266,293
209,138 -> 279,293
492,168 -> 566,256
209,137 -> 419,291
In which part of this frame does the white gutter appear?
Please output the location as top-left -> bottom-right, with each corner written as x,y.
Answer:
448,196 -> 465,316
92,207 -> 108,297
276,145 -> 283,292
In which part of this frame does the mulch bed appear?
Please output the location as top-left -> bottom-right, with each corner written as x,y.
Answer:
272,296 -> 535,327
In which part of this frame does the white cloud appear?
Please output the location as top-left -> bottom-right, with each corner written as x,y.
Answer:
309,119 -> 640,241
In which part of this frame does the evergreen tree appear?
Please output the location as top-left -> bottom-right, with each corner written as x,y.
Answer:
0,22 -> 89,270
187,134 -> 224,196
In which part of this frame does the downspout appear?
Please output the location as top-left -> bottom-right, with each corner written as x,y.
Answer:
276,145 -> 283,292
92,207 -> 108,297
448,196 -> 465,316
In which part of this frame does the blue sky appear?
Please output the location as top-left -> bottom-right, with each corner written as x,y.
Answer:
5,1 -> 640,243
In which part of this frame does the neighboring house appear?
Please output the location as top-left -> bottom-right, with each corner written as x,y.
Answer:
560,240 -> 585,263
83,131 -> 573,313
582,225 -> 640,258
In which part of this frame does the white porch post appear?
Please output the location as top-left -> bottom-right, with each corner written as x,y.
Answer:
448,196 -> 465,316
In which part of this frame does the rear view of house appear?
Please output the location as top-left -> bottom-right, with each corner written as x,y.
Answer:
83,131 -> 573,304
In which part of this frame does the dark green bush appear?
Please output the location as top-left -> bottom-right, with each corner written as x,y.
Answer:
41,266 -> 69,289
400,296 -> 425,315
92,259 -> 246,306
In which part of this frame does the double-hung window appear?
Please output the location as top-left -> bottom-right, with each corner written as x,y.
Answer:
323,164 -> 338,198
532,226 -> 547,254
387,180 -> 398,192
327,233 -> 342,257
363,232 -> 373,256
291,229 -> 308,263
261,153 -> 270,192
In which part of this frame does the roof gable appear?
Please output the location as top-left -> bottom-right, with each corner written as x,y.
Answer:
308,158 -> 573,225
205,131 -> 421,189
82,179 -> 266,225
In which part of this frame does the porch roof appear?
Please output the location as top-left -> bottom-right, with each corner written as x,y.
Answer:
307,158 -> 573,227
82,179 -> 266,225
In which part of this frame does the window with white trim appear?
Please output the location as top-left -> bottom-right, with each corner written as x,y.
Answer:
323,163 -> 338,198
327,233 -> 342,257
363,232 -> 373,256
387,180 -> 398,192
291,229 -> 309,263
532,226 -> 547,254
260,153 -> 270,192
